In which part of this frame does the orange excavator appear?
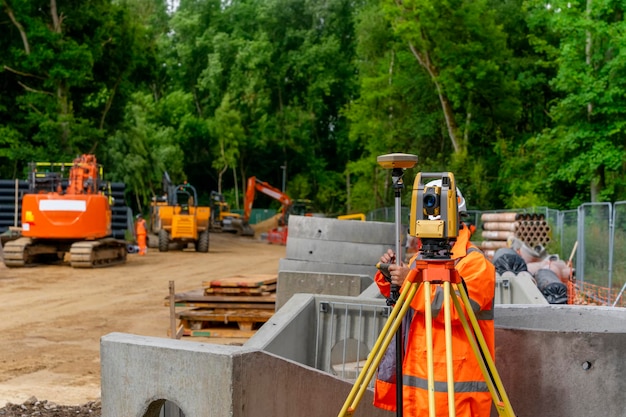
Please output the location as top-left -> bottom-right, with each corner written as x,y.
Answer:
3,154 -> 127,268
231,176 -> 316,244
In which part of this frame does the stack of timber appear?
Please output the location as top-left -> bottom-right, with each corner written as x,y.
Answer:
166,274 -> 276,338
479,212 -> 552,259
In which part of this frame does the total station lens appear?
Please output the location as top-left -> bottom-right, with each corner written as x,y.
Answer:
424,194 -> 437,208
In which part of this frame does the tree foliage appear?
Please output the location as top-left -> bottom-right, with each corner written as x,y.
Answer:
2,0 -> 626,213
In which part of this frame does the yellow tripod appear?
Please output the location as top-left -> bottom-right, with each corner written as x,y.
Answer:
337,259 -> 516,417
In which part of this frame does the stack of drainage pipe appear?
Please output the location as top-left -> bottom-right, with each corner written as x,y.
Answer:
479,212 -> 551,259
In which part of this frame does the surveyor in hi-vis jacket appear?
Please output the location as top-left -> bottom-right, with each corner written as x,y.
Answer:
373,183 -> 496,417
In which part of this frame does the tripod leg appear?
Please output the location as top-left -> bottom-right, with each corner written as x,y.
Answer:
443,281 -> 456,417
337,280 -> 420,417
450,284 -> 516,417
424,281 -> 436,417
395,319 -> 403,417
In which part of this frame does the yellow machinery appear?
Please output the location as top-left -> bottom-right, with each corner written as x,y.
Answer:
209,191 -> 242,233
152,179 -> 210,253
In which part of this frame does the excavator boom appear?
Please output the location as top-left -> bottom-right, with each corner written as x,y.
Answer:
244,176 -> 292,223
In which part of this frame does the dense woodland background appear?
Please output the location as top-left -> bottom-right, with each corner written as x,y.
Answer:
1,0 -> 626,215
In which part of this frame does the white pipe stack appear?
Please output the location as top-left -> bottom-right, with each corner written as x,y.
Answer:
479,212 -> 551,259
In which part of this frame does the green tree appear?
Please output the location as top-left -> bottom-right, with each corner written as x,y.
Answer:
0,0 -> 164,180
106,91 -> 189,210
523,0 -> 626,207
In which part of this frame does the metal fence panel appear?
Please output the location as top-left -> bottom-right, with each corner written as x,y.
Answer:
611,202 -> 626,306
577,203 -> 612,298
315,300 -> 390,386
367,202 -> 626,307
558,210 -> 578,265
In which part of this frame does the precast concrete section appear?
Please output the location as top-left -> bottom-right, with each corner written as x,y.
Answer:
100,332 -> 389,417
495,304 -> 626,417
278,215 -> 395,283
102,296 -> 626,417
276,271 -> 373,310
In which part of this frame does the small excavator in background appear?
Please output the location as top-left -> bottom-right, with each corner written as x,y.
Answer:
3,154 -> 127,268
230,176 -> 317,244
208,191 -> 242,233
149,173 -> 210,252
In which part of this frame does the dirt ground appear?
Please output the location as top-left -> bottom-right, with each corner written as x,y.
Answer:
0,231 -> 286,406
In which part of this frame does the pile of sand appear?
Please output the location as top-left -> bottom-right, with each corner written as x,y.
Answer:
252,214 -> 281,235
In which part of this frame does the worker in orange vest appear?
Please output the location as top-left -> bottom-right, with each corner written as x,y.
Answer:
135,213 -> 147,256
373,183 -> 495,417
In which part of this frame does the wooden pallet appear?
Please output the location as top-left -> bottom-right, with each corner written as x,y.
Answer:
166,276 -> 278,339
181,327 -> 257,338
204,283 -> 276,296
202,273 -> 277,288
178,308 -> 274,332
165,288 -> 276,309
202,274 -> 277,296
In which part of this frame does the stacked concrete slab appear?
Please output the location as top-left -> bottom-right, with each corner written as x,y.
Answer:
280,215 -> 395,277
276,215 -> 395,309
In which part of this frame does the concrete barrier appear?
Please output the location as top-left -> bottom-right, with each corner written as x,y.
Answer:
495,304 -> 626,417
102,298 -> 626,417
276,271 -> 372,310
100,332 -> 389,417
276,216 -> 392,308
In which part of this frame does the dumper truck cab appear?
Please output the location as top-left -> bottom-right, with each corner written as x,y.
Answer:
156,183 -> 210,252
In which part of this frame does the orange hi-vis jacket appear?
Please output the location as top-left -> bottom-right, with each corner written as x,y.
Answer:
373,224 -> 496,417
135,218 -> 147,236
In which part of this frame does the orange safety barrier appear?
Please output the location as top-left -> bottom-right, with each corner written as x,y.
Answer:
568,281 -> 626,308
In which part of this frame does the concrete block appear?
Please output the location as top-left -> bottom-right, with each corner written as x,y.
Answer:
101,333 -> 240,417
278,258 -> 377,278
235,350 -> 390,417
101,330 -> 390,417
285,237 -> 389,265
246,294 -> 318,367
276,270 -> 373,310
288,215 -> 395,244
495,305 -> 626,417
358,282 -> 385,299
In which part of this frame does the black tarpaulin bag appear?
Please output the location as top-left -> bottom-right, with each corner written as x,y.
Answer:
535,268 -> 568,304
492,248 -> 528,275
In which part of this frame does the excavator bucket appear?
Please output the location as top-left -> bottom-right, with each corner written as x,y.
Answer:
231,219 -> 255,236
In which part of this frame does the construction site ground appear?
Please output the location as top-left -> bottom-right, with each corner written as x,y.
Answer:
0,230 -> 286,408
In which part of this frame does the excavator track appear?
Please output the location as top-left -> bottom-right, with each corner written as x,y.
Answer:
69,238 -> 127,268
3,237 -> 127,268
3,237 -> 33,267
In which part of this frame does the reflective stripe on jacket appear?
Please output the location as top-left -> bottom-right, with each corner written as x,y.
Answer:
373,225 -> 496,417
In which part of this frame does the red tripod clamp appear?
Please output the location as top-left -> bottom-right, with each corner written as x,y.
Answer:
406,259 -> 461,285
